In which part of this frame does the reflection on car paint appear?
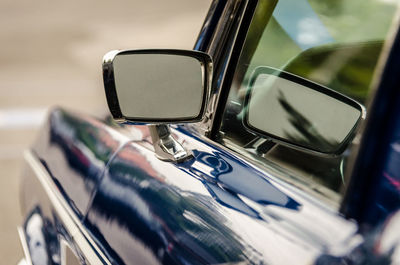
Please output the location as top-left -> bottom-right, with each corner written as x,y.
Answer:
81,124 -> 362,264
187,150 -> 301,210
366,118 -> 400,225
315,210 -> 400,265
23,207 -> 62,265
25,209 -> 49,265
33,108 -> 130,219
86,143 -> 257,264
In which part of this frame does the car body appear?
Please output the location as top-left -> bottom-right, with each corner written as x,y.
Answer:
18,0 -> 400,264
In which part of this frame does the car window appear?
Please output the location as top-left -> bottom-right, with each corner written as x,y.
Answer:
218,0 -> 399,205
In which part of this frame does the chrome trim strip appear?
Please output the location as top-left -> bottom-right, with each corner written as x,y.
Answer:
17,259 -> 28,265
24,150 -> 112,265
199,0 -> 249,135
60,238 -> 67,265
17,226 -> 33,265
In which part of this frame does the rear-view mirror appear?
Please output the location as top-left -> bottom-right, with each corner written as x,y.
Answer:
244,67 -> 365,155
102,49 -> 212,123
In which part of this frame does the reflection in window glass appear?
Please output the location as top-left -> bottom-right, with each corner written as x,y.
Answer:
219,0 -> 398,204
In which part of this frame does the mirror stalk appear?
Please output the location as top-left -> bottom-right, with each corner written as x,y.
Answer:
149,125 -> 193,163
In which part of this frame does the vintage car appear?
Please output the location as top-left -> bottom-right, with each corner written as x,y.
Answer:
18,0 -> 400,264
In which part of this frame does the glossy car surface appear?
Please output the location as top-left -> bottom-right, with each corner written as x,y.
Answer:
18,0 -> 400,264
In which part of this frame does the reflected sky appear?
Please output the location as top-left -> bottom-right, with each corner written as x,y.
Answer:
273,0 -> 333,50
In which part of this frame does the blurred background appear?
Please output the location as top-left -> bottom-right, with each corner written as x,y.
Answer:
0,0 -> 211,263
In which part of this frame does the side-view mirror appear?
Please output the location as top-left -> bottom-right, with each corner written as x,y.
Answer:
243,67 -> 365,155
102,49 -> 213,162
103,49 -> 212,123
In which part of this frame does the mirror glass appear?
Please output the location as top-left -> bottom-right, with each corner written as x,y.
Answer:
112,53 -> 204,120
245,67 -> 363,154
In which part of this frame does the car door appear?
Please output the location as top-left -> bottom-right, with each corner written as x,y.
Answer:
84,0 -> 400,264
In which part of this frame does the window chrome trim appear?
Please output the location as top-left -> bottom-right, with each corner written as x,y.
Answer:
197,0 -> 249,135
17,226 -> 33,265
23,150 -> 112,265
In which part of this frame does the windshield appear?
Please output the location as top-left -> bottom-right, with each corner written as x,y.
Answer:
218,0 -> 399,204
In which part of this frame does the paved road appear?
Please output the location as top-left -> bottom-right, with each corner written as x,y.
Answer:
0,0 -> 211,263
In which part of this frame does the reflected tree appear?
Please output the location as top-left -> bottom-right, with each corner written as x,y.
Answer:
277,90 -> 339,152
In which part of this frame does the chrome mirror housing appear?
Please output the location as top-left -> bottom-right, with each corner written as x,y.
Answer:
102,49 -> 212,123
102,49 -> 213,162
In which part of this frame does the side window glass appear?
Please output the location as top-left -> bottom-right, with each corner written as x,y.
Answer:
218,0 -> 399,204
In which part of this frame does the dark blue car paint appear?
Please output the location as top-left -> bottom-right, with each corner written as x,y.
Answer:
21,149 -> 77,265
21,108 -> 360,264
341,25 -> 400,229
30,108 -> 131,220
20,102 -> 400,264
193,0 -> 227,52
18,0 -> 400,264
84,123 -> 360,264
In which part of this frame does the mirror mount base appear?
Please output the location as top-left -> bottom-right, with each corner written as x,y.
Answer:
149,125 -> 193,163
